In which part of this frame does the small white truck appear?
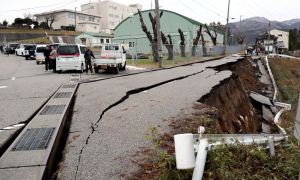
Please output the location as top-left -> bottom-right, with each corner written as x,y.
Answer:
93,43 -> 127,74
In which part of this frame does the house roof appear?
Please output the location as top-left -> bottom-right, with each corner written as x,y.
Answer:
114,9 -> 224,35
276,41 -> 285,47
256,32 -> 278,40
34,9 -> 102,18
76,32 -> 114,38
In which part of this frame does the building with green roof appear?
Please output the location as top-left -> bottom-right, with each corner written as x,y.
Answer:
75,32 -> 114,46
112,9 -> 224,52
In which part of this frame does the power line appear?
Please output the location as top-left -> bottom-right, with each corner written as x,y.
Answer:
260,0 -> 295,21
176,0 -> 212,21
0,1 -> 76,12
202,0 -> 227,15
193,0 -> 226,19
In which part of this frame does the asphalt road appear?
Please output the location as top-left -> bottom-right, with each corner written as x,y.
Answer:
0,53 -> 146,148
61,56 -> 242,180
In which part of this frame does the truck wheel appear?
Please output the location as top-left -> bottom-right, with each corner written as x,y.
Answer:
36,61 -> 39,65
16,52 -> 17,56
122,62 -> 126,70
25,57 -> 28,60
114,66 -> 119,74
94,67 -> 99,73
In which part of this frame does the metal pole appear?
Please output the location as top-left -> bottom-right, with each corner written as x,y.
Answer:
135,38 -> 138,65
268,21 -> 270,55
75,7 -> 77,31
155,0 -> 163,68
268,136 -> 275,157
224,0 -> 230,55
192,139 -> 209,180
131,17 -> 134,65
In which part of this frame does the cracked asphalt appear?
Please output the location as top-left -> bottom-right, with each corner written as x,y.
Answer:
61,56 -> 242,180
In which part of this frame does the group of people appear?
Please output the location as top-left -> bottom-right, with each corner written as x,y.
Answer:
0,45 -> 10,56
43,46 -> 57,72
246,48 -> 264,56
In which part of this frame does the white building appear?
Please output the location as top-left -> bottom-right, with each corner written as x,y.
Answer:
81,1 -> 142,34
270,29 -> 289,49
35,9 -> 102,33
75,32 -> 114,47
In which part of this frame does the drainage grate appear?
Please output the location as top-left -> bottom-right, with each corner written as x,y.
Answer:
62,84 -> 76,88
54,92 -> 72,98
12,128 -> 55,151
70,78 -> 80,81
40,105 -> 66,115
71,75 -> 80,77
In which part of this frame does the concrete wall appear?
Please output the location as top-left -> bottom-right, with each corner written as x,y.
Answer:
0,33 -> 46,43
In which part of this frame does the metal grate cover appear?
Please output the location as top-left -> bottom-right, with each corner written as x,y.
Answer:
40,105 -> 66,115
71,75 -> 79,77
12,128 -> 55,151
70,78 -> 80,81
54,92 -> 72,98
62,84 -> 76,88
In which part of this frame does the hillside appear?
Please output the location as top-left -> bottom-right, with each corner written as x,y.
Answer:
229,17 -> 300,44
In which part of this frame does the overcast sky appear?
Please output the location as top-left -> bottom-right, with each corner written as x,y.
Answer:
0,0 -> 299,25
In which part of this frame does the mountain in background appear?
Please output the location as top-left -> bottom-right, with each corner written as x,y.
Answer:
228,17 -> 300,45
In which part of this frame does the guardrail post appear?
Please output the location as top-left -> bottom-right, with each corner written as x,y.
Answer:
192,139 -> 209,180
268,136 -> 275,157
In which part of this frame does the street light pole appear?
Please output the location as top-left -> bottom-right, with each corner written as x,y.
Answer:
155,0 -> 163,67
224,0 -> 230,55
130,15 -> 134,64
75,7 -> 77,31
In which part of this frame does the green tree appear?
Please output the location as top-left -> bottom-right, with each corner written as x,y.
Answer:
40,22 -> 48,29
289,28 -> 300,51
3,19 -> 8,26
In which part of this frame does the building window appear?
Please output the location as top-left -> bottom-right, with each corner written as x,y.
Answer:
106,39 -> 110,43
68,13 -> 75,19
114,7 -> 117,10
94,26 -> 96,29
79,16 -> 86,21
109,14 -> 114,18
127,10 -> 129,13
89,17 -> 95,22
115,15 -> 119,18
129,42 -> 134,47
90,6 -> 94,9
109,5 -> 113,9
122,9 -> 124,12
69,24 -> 75,27
278,34 -> 282,37
101,39 -> 104,43
97,19 -> 100,23
109,21 -> 114,26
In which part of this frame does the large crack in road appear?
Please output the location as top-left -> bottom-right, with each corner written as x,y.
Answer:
74,67 -> 207,179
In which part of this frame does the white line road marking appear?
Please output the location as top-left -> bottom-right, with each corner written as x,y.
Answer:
12,77 -> 15,80
0,86 -> 7,89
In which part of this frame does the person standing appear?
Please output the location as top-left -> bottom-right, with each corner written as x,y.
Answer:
84,46 -> 95,75
5,45 -> 9,56
44,46 -> 51,72
49,46 -> 57,73
0,45 -> 2,54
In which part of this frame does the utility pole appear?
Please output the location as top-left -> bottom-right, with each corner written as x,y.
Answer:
75,7 -> 77,31
224,0 -> 230,55
268,21 -> 270,55
155,0 -> 163,67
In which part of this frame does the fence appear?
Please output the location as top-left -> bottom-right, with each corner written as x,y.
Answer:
87,42 -> 246,66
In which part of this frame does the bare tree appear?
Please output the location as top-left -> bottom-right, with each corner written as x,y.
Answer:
204,24 -> 217,46
178,28 -> 186,57
43,13 -> 58,29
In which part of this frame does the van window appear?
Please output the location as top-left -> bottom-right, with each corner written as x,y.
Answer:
25,46 -> 36,50
80,47 -> 87,54
105,45 -> 119,51
37,47 -> 46,53
58,46 -> 79,55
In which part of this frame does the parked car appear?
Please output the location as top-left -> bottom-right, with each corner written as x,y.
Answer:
137,53 -> 149,59
24,45 -> 37,60
16,44 -> 31,56
93,43 -> 126,74
35,45 -> 47,65
56,44 -> 87,73
126,54 -> 132,59
6,43 -> 19,54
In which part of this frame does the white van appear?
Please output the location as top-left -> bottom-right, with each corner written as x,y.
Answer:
56,44 -> 86,73
16,44 -> 31,56
35,45 -> 47,65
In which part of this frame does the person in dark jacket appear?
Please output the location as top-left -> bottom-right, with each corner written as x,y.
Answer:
84,46 -> 95,75
44,46 -> 51,72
